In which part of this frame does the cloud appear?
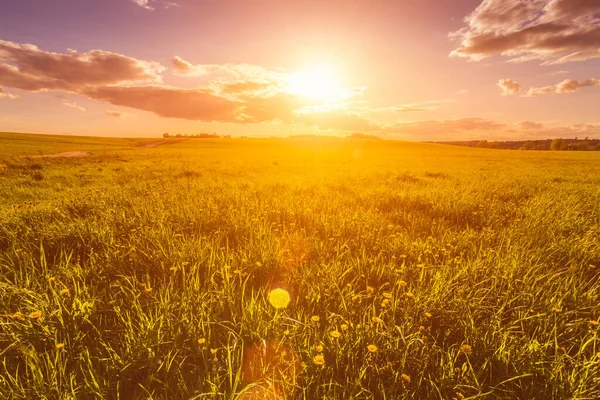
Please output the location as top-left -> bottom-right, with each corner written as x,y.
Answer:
525,77 -> 600,96
0,40 -> 164,92
0,87 -> 18,99
131,0 -> 177,10
385,118 -> 507,140
62,101 -> 86,111
519,121 -> 544,130
498,78 -> 521,95
296,112 -> 380,132
451,0 -> 600,64
106,110 -> 129,118
394,100 -> 454,112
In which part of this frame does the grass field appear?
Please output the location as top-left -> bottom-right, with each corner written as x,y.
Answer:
0,132 -> 599,399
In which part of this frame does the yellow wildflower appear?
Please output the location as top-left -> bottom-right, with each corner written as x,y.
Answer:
316,345 -> 324,353
29,311 -> 42,319
311,315 -> 320,323
313,354 -> 325,366
55,343 -> 65,350
460,344 -> 472,354
59,288 -> 70,295
405,292 -> 414,299
401,373 -> 411,383
267,288 -> 291,309
330,330 -> 341,339
210,348 -> 218,355
366,286 -> 374,294
398,280 -> 407,287
590,320 -> 599,327
198,338 -> 206,345
383,292 -> 393,299
340,324 -> 349,332
425,312 -> 432,318
367,344 -> 378,353
381,299 -> 390,308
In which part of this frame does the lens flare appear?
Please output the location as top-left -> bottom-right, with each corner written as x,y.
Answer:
268,288 -> 291,309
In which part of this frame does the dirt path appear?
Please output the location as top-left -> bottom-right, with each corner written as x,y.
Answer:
141,141 -> 168,149
27,151 -> 91,158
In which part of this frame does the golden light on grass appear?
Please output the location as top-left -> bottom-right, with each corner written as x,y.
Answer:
267,288 -> 291,309
28,311 -> 42,319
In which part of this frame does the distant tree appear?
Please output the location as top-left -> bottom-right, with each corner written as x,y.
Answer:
520,141 -> 535,150
163,132 -> 170,138
551,138 -> 566,150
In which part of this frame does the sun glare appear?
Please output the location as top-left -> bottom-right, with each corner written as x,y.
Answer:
285,65 -> 345,103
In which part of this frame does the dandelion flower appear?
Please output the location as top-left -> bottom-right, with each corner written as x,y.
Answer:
460,344 -> 472,354
11,311 -> 24,320
283,329 -> 290,335
55,343 -> 65,350
372,316 -> 383,324
316,345 -> 324,353
398,280 -> 407,287
425,312 -> 432,318
313,354 -> 325,366
405,292 -> 414,299
169,267 -> 177,272
366,286 -> 374,294
198,338 -> 206,345
340,324 -> 349,332
28,311 -> 42,319
590,320 -> 599,327
381,299 -> 390,308
401,373 -> 410,383
351,295 -> 360,302
383,292 -> 393,299
255,261 -> 262,267
330,330 -> 341,339
210,348 -> 218,355
367,344 -> 378,353
455,392 -> 465,400
311,315 -> 320,323
267,288 -> 291,309
419,326 -> 425,332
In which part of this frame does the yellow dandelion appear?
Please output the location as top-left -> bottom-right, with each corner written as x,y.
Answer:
330,330 -> 341,339
340,324 -> 349,332
169,267 -> 177,272
233,269 -> 242,275
283,329 -> 290,335
210,348 -> 218,355
367,344 -> 378,353
419,325 -> 425,332
267,288 -> 291,309
311,315 -> 320,323
372,316 -> 383,324
366,286 -> 374,294
351,295 -> 361,302
455,392 -> 465,400
316,345 -> 324,353
383,292 -> 393,299
405,292 -> 414,299
28,311 -> 42,319
398,280 -> 407,287
590,320 -> 599,327
313,354 -> 325,366
425,312 -> 432,318
198,338 -> 206,345
457,289 -> 464,296
11,311 -> 24,320
55,343 -> 65,350
401,373 -> 411,383
59,288 -> 70,296
553,307 -> 562,313
460,344 -> 472,354
255,261 -> 262,267
182,262 -> 189,266
381,299 -> 390,308
144,286 -> 153,293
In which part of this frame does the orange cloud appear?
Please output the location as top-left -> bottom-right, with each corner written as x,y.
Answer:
498,79 -> 521,95
0,40 -> 163,92
106,110 -> 129,118
451,0 -> 600,64
0,87 -> 18,99
525,77 -> 600,96
386,118 -> 506,140
62,101 -> 86,112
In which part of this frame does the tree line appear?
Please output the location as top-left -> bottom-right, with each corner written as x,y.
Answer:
435,138 -> 600,151
163,133 -> 231,139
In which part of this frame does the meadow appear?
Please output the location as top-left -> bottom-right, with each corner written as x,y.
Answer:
0,132 -> 599,399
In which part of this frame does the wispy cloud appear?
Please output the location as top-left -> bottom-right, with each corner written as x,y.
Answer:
62,101 -> 86,111
498,79 -> 521,96
130,0 -> 177,11
106,110 -> 131,118
525,78 -> 600,96
0,87 -> 18,99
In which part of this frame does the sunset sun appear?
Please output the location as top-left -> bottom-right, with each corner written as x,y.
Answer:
285,65 -> 344,103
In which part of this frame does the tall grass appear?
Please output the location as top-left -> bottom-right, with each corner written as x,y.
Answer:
0,137 -> 599,399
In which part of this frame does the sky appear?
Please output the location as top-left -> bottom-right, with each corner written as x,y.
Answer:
1,0 -> 599,140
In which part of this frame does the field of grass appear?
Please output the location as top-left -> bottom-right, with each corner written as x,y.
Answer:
0,133 -> 599,399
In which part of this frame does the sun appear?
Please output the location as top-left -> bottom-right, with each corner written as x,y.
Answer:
285,65 -> 344,103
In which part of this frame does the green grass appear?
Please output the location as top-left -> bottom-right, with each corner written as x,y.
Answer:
0,134 -> 599,399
